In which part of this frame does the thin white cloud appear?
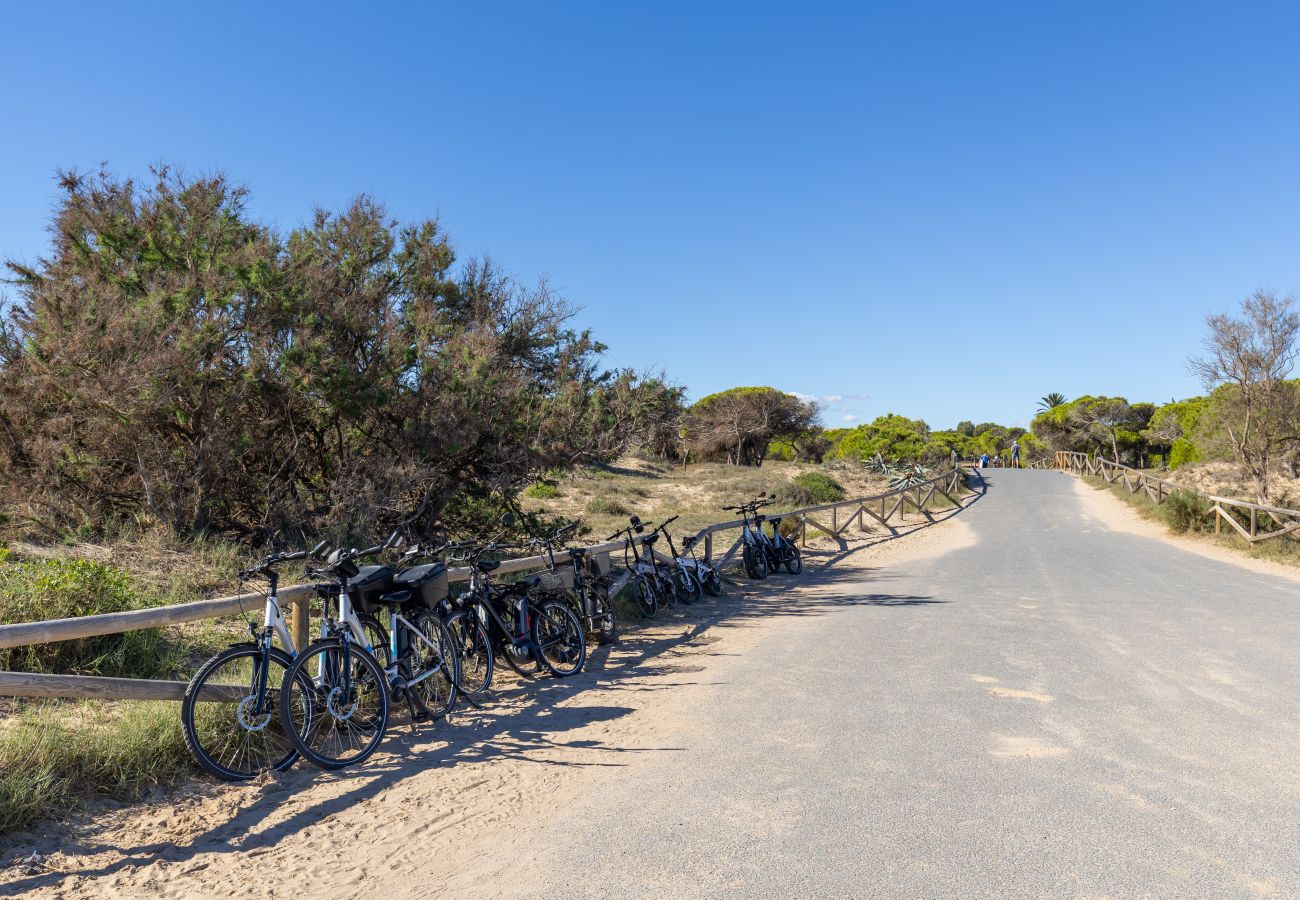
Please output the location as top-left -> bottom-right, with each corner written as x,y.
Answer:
841,414 -> 859,423
822,394 -> 844,403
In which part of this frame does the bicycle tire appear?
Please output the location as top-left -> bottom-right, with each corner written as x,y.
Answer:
444,608 -> 494,696
279,637 -> 390,770
531,599 -> 587,677
632,574 -> 659,618
743,543 -> 769,579
701,567 -> 723,597
591,584 -> 619,644
182,644 -> 309,782
674,569 -> 702,604
411,610 -> 459,719
783,544 -> 803,575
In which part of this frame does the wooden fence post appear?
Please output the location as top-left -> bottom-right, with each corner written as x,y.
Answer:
290,595 -> 311,653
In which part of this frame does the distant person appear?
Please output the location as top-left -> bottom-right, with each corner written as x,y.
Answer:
993,454 -> 1001,468
980,452 -> 990,468
950,447 -> 959,468
1011,440 -> 1021,468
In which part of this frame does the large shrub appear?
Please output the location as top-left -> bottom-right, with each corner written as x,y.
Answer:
0,557 -> 177,677
776,472 -> 845,507
0,167 -> 682,542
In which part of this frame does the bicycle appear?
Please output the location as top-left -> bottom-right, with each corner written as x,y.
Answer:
647,514 -> 702,604
527,522 -> 619,645
722,497 -> 770,579
763,510 -> 802,575
181,540 -> 327,781
606,518 -> 660,618
277,532 -> 405,770
445,514 -> 588,684
679,532 -> 723,597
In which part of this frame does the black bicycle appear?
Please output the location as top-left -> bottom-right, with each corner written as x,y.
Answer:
527,522 -> 619,645
607,518 -> 660,617
445,514 -> 588,682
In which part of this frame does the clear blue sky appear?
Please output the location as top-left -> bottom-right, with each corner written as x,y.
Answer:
3,1 -> 1298,430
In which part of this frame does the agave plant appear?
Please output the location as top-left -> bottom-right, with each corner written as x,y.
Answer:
888,463 -> 931,489
862,453 -> 892,475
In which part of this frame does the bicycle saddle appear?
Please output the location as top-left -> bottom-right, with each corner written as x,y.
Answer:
476,559 -> 502,572
769,516 -> 783,524
755,514 -> 766,522
376,590 -> 412,606
503,575 -> 542,592
682,535 -> 697,549
643,534 -> 659,545
568,546 -> 587,558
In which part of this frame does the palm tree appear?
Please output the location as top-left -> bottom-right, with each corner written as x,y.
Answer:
1037,392 -> 1066,413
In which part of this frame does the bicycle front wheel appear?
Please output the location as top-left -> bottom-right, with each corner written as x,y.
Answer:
279,637 -> 389,770
182,644 -> 309,782
632,574 -> 659,618
674,569 -> 702,604
701,566 -> 723,597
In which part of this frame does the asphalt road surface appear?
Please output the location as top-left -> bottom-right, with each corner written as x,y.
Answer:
477,470 -> 1300,898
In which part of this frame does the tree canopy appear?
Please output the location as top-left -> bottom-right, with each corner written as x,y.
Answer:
0,167 -> 682,540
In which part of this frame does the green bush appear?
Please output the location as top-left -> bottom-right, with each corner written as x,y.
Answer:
1168,438 -> 1203,470
776,472 -> 846,507
1160,490 -> 1214,533
0,557 -> 180,678
525,482 -> 560,499
585,496 -> 630,516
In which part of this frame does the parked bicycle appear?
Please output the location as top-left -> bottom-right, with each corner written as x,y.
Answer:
277,532 -> 406,770
607,518 -> 660,617
181,541 -> 328,781
527,522 -> 619,645
763,510 -> 802,575
722,496 -> 772,579
679,532 -> 723,597
648,514 -> 702,604
442,514 -> 588,689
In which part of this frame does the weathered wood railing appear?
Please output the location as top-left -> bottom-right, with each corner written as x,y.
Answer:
1053,451 -> 1300,544
0,465 -> 978,702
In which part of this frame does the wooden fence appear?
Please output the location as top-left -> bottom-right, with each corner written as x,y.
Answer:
1053,451 -> 1300,544
0,464 -> 978,703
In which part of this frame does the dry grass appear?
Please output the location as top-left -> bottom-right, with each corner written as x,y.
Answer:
1084,474 -> 1300,568
521,454 -> 894,541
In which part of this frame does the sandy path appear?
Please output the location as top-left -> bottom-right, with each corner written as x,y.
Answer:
0,505 -> 977,899
1067,472 -> 1300,584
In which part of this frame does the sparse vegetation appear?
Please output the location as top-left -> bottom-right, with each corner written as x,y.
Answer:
0,699 -> 194,834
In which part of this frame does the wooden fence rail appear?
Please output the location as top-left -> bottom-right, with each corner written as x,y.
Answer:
0,465 -> 978,702
1053,451 -> 1300,544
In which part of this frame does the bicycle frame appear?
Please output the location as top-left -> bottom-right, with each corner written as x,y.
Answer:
383,608 -> 447,691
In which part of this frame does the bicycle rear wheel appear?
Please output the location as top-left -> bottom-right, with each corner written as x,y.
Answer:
444,608 -> 494,696
279,637 -> 389,770
701,567 -> 723,597
782,544 -> 803,575
411,611 -> 458,719
182,644 -> 310,782
674,569 -> 702,604
590,583 -> 619,644
532,599 -> 587,677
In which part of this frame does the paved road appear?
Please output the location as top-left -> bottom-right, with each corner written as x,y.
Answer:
487,470 -> 1300,898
